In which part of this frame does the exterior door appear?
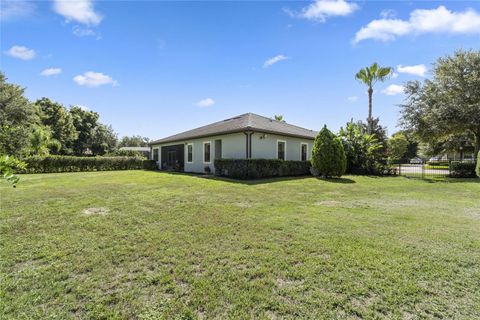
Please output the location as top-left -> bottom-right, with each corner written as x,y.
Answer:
161,144 -> 185,171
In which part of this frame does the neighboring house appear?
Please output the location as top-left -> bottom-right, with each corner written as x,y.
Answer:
149,113 -> 317,174
119,146 -> 151,158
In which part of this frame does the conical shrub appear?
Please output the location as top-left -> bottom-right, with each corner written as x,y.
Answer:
311,125 -> 347,178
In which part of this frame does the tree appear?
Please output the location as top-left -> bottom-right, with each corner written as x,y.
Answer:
274,115 -> 285,122
0,155 -> 26,187
400,50 -> 480,156
476,152 -> 480,178
34,98 -> 77,154
90,124 -> 118,155
355,63 -> 392,134
311,126 -> 346,178
388,133 -> 408,162
29,126 -> 61,156
70,106 -> 100,155
0,72 -> 38,157
118,135 -> 150,147
339,120 -> 383,174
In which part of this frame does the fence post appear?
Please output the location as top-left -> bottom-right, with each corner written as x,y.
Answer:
422,160 -> 425,179
398,162 -> 401,176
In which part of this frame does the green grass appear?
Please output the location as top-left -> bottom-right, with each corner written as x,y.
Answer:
1,171 -> 480,319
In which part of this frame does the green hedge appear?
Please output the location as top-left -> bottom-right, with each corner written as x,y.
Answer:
17,156 -> 157,174
214,159 -> 311,179
427,160 -> 450,166
449,161 -> 477,178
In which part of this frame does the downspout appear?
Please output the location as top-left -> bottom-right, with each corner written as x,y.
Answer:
244,131 -> 253,158
244,132 -> 249,158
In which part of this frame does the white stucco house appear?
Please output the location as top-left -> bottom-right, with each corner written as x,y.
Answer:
149,113 -> 317,174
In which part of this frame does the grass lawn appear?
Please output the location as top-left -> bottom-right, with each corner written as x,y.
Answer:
1,171 -> 480,319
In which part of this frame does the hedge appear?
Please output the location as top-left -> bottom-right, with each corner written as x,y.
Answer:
449,161 -> 477,178
17,156 -> 157,174
214,159 -> 311,179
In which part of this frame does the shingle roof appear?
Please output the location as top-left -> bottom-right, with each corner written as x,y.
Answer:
150,113 -> 317,145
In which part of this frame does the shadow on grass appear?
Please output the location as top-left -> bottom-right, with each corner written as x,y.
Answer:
315,177 -> 356,184
149,170 -> 357,185
399,175 -> 480,183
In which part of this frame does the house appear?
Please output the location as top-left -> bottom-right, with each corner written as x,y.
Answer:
149,113 -> 317,173
119,146 -> 151,158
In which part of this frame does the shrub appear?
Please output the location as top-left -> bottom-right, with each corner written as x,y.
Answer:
214,159 -> 310,179
17,156 -> 155,174
449,161 -> 477,178
142,160 -> 158,170
477,152 -> 480,178
311,126 -> 346,178
426,160 -> 449,166
106,149 -> 147,158
339,120 -> 385,175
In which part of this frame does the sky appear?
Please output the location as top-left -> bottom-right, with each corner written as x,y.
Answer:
2,0 -> 480,141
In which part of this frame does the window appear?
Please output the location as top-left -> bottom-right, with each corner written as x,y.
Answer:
186,143 -> 193,163
277,140 -> 286,160
203,141 -> 211,163
301,143 -> 308,161
153,148 -> 159,162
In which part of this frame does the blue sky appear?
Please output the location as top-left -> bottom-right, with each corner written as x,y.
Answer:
2,1 -> 480,140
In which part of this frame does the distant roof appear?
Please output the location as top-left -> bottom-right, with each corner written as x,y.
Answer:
150,113 -> 317,145
119,146 -> 151,151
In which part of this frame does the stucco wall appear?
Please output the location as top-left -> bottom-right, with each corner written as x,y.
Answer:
150,132 -> 247,173
151,131 -> 314,174
250,132 -> 313,161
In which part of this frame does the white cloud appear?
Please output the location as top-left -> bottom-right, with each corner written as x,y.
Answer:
382,84 -> 404,96
40,68 -> 62,76
293,0 -> 359,22
354,6 -> 480,43
72,26 -> 101,39
380,9 -> 396,19
73,72 -> 118,87
391,72 -> 399,79
397,64 -> 427,77
53,0 -> 102,26
0,0 -> 35,21
194,98 -> 215,108
347,96 -> 358,102
4,45 -> 35,60
263,54 -> 289,68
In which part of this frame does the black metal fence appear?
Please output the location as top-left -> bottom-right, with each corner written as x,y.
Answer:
396,159 -> 477,179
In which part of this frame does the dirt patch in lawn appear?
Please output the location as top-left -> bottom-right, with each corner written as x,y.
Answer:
83,207 -> 109,215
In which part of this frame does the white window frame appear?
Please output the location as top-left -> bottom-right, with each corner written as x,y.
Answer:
186,143 -> 194,163
301,142 -> 308,161
277,140 -> 287,160
203,141 -> 212,164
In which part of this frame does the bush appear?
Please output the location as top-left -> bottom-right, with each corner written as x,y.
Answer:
449,161 -> 477,178
477,152 -> 480,178
142,160 -> 158,170
214,159 -> 310,179
17,156 -> 156,174
426,160 -> 450,166
311,126 -> 346,178
106,149 -> 147,158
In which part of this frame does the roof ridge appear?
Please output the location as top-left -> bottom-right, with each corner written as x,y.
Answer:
248,112 -> 317,132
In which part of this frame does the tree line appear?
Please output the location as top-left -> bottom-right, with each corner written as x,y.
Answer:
0,72 -> 149,159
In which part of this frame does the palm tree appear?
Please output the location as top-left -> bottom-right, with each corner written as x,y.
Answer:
274,115 -> 285,122
355,63 -> 392,134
